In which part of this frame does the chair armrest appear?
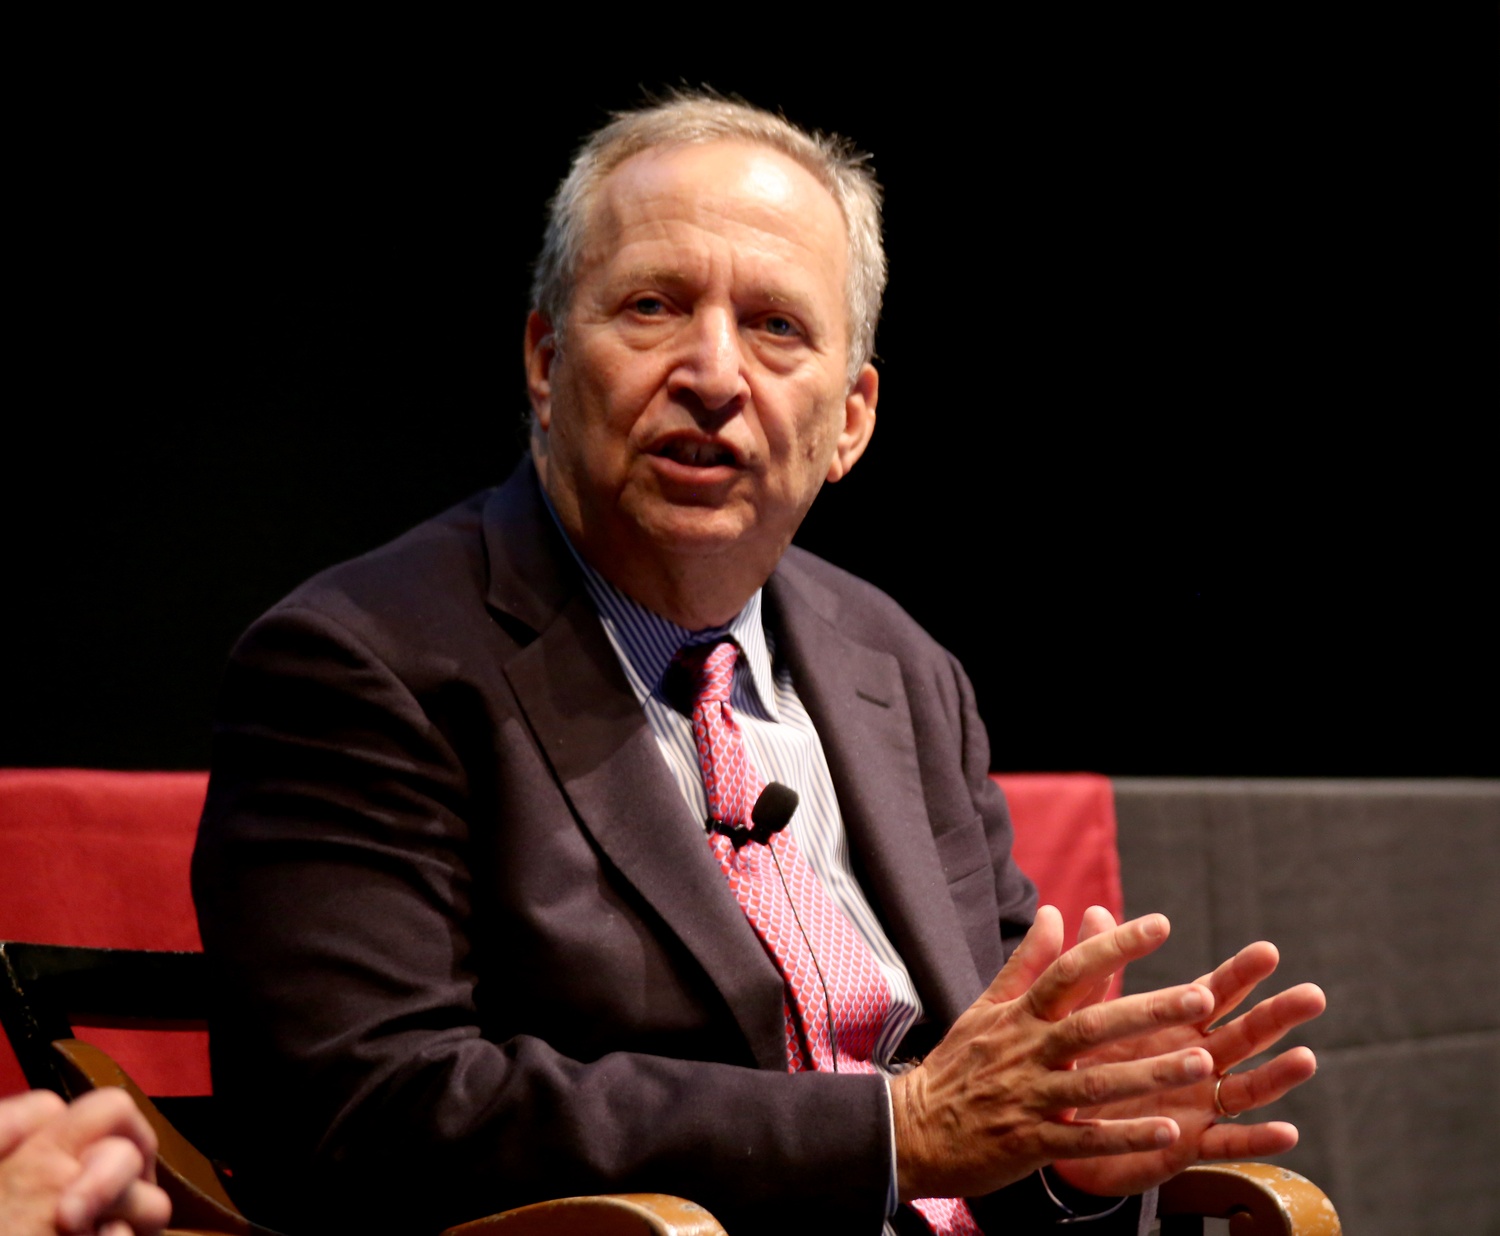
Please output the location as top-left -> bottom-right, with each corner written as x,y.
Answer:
441,1194 -> 729,1236
1159,1162 -> 1341,1235
52,1039 -> 276,1236
53,1036 -> 726,1236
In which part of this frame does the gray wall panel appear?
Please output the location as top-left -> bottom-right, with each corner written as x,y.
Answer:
1114,779 -> 1500,1236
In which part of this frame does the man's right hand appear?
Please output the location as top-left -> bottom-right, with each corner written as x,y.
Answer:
890,907 -> 1218,1201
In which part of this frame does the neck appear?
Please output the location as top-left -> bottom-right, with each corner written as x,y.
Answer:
534,465 -> 775,631
580,541 -> 769,631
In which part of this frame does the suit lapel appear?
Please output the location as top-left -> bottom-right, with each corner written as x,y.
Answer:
482,467 -> 789,1070
767,561 -> 985,1031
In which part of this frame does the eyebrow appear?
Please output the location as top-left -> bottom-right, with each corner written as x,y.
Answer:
613,266 -> 696,293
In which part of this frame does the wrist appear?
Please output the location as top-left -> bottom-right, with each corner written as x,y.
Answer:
890,1069 -> 928,1202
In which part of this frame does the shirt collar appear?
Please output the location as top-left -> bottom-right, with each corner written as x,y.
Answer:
539,485 -> 780,719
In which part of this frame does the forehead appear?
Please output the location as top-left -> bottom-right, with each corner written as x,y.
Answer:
578,141 -> 849,291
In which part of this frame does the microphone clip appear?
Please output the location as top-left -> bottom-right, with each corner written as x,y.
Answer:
707,817 -> 776,850
707,782 -> 800,850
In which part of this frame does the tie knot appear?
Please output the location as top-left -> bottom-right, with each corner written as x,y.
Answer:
670,639 -> 739,709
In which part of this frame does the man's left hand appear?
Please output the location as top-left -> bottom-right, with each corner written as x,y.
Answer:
1045,908 -> 1327,1197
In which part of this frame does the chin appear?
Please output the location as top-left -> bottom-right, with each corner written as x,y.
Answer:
645,516 -> 756,556
632,502 -> 768,559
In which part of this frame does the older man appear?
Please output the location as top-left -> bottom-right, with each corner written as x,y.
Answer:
193,96 -> 1323,1235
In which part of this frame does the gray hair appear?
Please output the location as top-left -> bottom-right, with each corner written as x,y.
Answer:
530,92 -> 886,384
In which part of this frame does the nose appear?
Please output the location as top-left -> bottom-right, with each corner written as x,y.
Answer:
668,307 -> 748,417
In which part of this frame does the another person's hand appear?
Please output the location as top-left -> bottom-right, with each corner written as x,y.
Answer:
1051,907 -> 1326,1197
889,907 -> 1324,1202
0,1088 -> 172,1236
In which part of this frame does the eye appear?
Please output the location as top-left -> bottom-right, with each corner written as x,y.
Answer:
630,296 -> 666,316
761,315 -> 800,338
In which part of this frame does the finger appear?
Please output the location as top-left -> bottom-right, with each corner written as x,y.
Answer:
984,905 -> 1065,1003
1041,1047 -> 1214,1113
1027,915 -> 1174,1022
0,1089 -> 68,1156
1197,1119 -> 1301,1161
1034,1114 -> 1182,1162
1074,906 -> 1119,1007
56,1137 -> 148,1233
1197,942 -> 1282,1025
1076,905 -> 1118,943
1207,984 -> 1327,1071
1043,982 -> 1213,1064
1216,1046 -> 1318,1117
45,1088 -> 158,1169
61,1170 -> 172,1236
105,1180 -> 173,1236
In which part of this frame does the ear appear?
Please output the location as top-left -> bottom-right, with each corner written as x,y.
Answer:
524,310 -> 558,429
826,363 -> 879,483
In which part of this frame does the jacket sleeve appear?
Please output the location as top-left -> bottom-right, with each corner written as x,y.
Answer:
949,648 -> 1038,960
192,601 -> 892,1236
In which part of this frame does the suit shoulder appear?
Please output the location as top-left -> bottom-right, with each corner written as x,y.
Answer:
243,489 -> 497,662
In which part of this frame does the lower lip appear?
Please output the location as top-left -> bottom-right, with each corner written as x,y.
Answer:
647,454 -> 742,488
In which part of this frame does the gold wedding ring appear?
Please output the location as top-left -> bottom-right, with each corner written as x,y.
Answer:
1213,1073 -> 1240,1120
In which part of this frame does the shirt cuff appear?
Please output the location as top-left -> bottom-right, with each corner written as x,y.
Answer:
882,1073 -> 899,1218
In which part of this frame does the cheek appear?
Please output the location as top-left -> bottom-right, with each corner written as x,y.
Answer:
582,358 -> 658,438
553,364 -> 625,451
791,399 -> 845,466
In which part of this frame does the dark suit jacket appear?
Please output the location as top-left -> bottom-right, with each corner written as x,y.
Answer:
193,461 -> 1131,1234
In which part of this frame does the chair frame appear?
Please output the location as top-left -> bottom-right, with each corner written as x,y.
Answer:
1,941 -> 206,1089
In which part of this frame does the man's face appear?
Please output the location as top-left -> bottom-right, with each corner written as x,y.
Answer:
526,140 -> 877,620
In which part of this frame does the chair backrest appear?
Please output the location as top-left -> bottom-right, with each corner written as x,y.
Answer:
0,768 -> 210,1096
0,943 -> 205,1091
995,773 -> 1125,998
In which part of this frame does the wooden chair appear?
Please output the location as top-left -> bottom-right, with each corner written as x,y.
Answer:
0,940 -> 724,1236
1,769 -> 1339,1234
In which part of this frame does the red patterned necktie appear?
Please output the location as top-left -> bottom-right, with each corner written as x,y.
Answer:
674,641 -> 980,1236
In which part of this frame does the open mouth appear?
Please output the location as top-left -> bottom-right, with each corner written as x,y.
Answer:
651,438 -> 738,468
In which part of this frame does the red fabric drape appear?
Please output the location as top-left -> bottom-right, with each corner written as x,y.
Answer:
993,772 -> 1125,998
0,769 -> 209,1096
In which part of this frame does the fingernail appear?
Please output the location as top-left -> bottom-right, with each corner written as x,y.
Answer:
1155,1126 -> 1174,1147
1182,989 -> 1210,1016
1183,1053 -> 1210,1080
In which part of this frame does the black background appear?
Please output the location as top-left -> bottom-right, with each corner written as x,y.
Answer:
5,17 -> 1495,775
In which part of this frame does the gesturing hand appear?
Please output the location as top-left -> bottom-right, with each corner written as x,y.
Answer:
1051,908 -> 1326,1197
890,907 -> 1221,1201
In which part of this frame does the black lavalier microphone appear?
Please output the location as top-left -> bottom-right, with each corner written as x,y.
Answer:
709,782 -> 800,849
